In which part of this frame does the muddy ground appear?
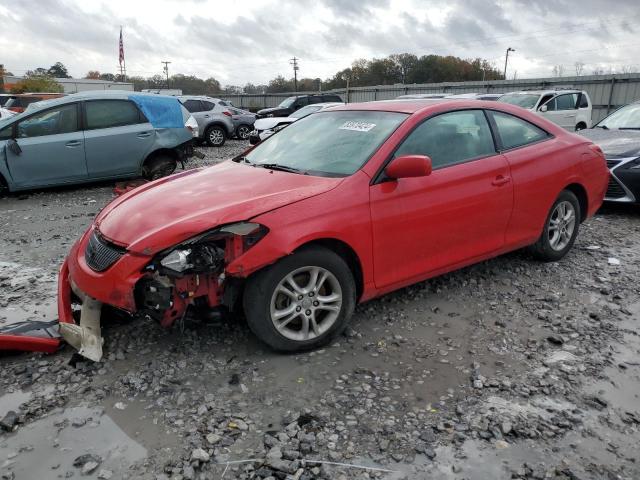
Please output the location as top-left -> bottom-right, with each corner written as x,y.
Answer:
0,141 -> 639,479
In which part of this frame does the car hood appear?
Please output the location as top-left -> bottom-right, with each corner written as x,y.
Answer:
254,117 -> 297,131
579,128 -> 640,158
95,161 -> 342,255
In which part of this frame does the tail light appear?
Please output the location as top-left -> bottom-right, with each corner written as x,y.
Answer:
222,111 -> 232,117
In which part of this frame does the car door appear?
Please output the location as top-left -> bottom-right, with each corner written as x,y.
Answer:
486,110 -> 555,245
3,103 -> 87,188
369,109 -> 514,289
83,99 -> 155,178
540,93 -> 578,130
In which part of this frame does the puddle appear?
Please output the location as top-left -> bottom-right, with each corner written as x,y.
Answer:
0,406 -> 146,478
0,390 -> 32,416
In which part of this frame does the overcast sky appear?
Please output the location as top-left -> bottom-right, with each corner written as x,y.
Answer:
1,0 -> 639,85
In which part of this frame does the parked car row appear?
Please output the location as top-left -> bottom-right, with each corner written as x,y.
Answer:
1,92 -> 66,113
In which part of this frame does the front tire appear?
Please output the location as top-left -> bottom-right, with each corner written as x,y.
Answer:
205,125 -> 226,147
575,122 -> 587,131
530,190 -> 580,261
243,246 -> 356,352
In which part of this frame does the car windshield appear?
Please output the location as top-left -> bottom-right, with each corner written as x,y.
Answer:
244,110 -> 407,176
278,96 -> 296,108
289,105 -> 322,119
498,94 -> 540,109
597,103 -> 640,129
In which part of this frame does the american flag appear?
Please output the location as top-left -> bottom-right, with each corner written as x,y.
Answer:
119,27 -> 125,66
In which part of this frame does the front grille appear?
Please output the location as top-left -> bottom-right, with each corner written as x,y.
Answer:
85,231 -> 125,272
607,159 -> 622,169
605,177 -> 627,199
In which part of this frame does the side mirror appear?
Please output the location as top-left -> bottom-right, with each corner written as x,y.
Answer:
7,138 -> 21,156
539,105 -> 548,112
385,155 -> 432,179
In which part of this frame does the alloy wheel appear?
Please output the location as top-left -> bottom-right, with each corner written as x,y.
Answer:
269,266 -> 342,342
237,126 -> 251,139
548,200 -> 576,251
209,128 -> 224,145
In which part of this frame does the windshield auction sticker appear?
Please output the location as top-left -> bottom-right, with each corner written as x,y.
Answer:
339,121 -> 376,132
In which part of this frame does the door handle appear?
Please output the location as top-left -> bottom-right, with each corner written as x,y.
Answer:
65,140 -> 82,147
564,114 -> 575,118
204,115 -> 210,118
137,132 -> 152,138
492,175 -> 511,186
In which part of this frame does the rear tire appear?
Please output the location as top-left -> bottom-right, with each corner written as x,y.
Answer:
236,124 -> 252,140
142,155 -> 177,181
205,125 -> 226,147
575,122 -> 587,131
243,246 -> 356,352
530,190 -> 580,262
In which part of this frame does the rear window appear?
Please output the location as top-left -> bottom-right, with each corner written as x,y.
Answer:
85,100 -> 145,129
489,111 -> 549,150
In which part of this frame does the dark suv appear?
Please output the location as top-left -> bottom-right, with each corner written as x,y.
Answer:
256,94 -> 343,118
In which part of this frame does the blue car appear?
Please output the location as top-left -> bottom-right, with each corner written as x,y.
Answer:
0,91 -> 198,193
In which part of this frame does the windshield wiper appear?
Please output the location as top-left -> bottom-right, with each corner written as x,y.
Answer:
619,127 -> 640,130
258,163 -> 307,174
595,125 -> 609,129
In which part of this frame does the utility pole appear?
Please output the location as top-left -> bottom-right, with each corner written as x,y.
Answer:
290,57 -> 299,92
161,61 -> 171,88
503,47 -> 515,80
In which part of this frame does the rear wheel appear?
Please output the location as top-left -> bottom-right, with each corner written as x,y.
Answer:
575,122 -> 587,131
243,246 -> 356,352
236,125 -> 252,140
530,190 -> 580,261
205,125 -> 226,147
142,155 -> 177,181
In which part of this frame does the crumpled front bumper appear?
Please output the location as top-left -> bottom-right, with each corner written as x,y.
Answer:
57,232 -> 150,361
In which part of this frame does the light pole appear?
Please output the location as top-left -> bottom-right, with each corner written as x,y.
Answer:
503,48 -> 515,80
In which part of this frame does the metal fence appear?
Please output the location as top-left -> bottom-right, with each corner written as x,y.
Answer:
222,73 -> 640,123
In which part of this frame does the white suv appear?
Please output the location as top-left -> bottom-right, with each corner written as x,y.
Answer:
498,89 -> 592,131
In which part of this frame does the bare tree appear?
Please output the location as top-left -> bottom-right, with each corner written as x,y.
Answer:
552,65 -> 565,77
574,62 -> 585,76
592,66 -> 605,76
620,64 -> 634,74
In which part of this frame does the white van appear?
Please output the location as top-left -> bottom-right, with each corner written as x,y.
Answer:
498,89 -> 592,131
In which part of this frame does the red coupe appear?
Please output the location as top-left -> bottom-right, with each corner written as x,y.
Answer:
58,99 -> 608,359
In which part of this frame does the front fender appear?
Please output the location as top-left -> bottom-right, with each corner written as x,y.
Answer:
225,171 -> 375,291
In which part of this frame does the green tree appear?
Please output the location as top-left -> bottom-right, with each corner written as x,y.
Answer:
85,70 -> 101,79
10,74 -> 63,93
48,62 -> 70,78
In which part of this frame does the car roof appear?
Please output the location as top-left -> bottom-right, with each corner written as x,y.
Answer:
328,98 -> 544,115
177,95 -> 221,101
6,90 -> 179,115
503,89 -> 583,95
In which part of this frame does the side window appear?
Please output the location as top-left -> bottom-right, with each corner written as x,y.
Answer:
308,97 -> 322,104
540,95 -> 556,111
85,101 -> 144,130
16,104 -> 78,138
182,100 -> 203,113
0,124 -> 13,140
579,94 -> 589,108
490,111 -> 549,150
295,97 -> 309,108
201,101 -> 215,111
555,94 -> 576,111
393,110 -> 496,169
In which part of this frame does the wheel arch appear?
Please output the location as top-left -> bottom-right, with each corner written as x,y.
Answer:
140,148 -> 179,173
293,238 -> 364,301
205,121 -> 229,135
563,182 -> 588,222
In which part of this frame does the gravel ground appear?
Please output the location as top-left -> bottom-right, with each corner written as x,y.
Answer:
0,141 -> 639,479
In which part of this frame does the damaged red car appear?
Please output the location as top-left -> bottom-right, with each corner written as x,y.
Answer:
58,100 -> 608,360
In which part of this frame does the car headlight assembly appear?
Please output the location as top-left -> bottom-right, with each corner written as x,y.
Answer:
154,222 -> 268,276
